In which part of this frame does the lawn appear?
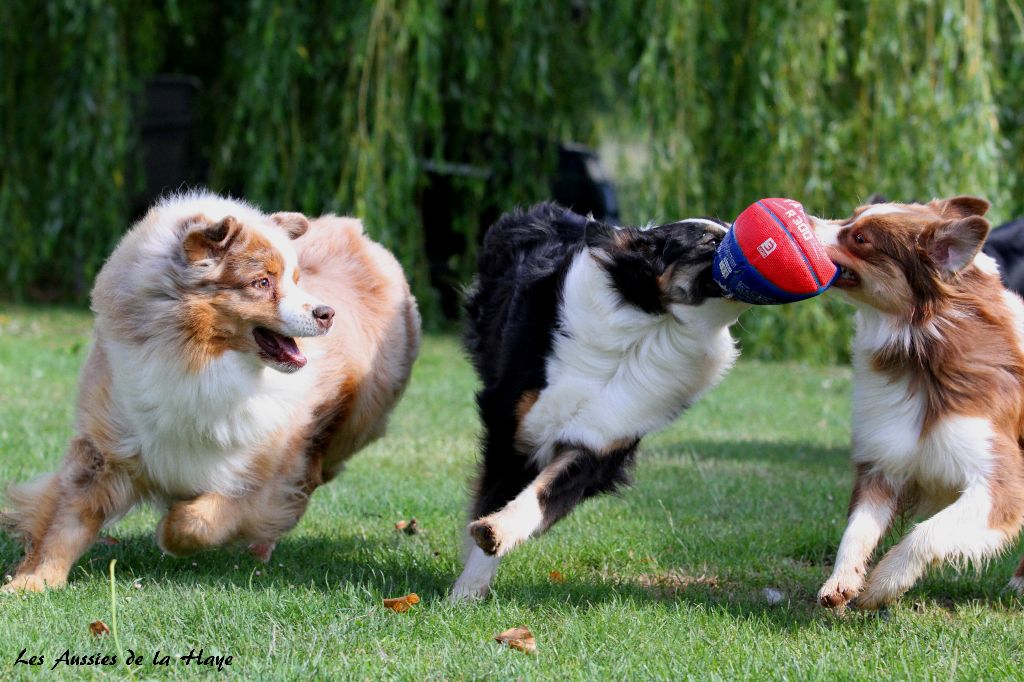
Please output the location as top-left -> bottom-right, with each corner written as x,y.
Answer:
0,306 -> 1022,680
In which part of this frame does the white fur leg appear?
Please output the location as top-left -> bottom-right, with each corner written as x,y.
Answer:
470,486 -> 544,557
819,498 -> 893,609
450,546 -> 501,602
858,483 -> 1006,609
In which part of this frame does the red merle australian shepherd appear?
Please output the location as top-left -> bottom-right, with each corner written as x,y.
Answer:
451,202 -> 748,599
812,196 -> 1024,610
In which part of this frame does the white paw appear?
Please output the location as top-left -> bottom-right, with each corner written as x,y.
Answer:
450,545 -> 499,603
818,569 -> 864,610
854,547 -> 924,610
856,566 -> 911,610
449,579 -> 490,603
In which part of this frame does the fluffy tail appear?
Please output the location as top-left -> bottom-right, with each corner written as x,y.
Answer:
1,473 -> 61,581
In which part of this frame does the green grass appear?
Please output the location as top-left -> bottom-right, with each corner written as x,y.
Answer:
0,305 -> 1022,680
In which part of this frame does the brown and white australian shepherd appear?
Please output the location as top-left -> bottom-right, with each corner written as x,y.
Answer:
2,192 -> 420,591
811,195 -> 1024,610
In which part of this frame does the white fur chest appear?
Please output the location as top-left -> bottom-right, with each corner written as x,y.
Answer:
105,340 -> 314,498
850,311 -> 994,492
519,252 -> 739,464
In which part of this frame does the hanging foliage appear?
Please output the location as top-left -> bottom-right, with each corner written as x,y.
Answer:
1,0 -> 1020,361
1,0 -> 135,299
619,0 -> 1006,362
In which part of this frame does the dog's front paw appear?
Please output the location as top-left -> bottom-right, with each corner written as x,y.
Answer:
449,579 -> 490,602
854,585 -> 897,611
817,569 -> 863,610
854,554 -> 917,610
468,519 -> 501,555
2,573 -> 63,593
855,573 -> 907,610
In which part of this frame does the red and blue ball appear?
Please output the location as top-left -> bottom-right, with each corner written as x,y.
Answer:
713,198 -> 838,305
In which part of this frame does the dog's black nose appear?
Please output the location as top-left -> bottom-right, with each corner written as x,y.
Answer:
313,305 -> 335,331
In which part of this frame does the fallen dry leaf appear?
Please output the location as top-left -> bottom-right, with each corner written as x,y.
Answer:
548,570 -> 565,583
495,626 -> 536,654
89,620 -> 110,637
97,536 -> 120,546
394,518 -> 420,535
383,593 -> 420,613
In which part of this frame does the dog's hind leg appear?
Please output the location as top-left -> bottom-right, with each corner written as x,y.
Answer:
451,541 -> 502,602
468,442 -> 637,559
156,492 -> 245,557
4,437 -> 135,592
157,464 -> 311,559
451,432 -> 537,601
857,442 -> 1024,610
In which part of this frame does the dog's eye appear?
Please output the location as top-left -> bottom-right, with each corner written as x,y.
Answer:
852,232 -> 868,245
251,277 -> 271,289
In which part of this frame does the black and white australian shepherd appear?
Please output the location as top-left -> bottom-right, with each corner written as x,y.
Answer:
451,202 -> 748,599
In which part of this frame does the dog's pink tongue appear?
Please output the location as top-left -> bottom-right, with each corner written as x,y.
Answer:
254,327 -> 307,369
279,336 -> 307,368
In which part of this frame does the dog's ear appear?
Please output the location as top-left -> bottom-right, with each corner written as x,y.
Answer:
926,215 -> 990,274
932,195 -> 990,219
182,215 -> 242,262
271,212 -> 309,239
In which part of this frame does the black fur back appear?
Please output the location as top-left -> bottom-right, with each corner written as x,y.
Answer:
463,202 -> 727,519
463,202 -> 585,390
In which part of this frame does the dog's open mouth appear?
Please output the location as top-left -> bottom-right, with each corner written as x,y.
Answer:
253,327 -> 307,370
834,264 -> 861,288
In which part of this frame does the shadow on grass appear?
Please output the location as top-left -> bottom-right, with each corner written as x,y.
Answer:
670,438 -> 851,471
0,531 -> 831,630
2,523 -> 1020,631
1,437 -> 1019,631
489,569 -> 1024,638
0,532 -> 463,602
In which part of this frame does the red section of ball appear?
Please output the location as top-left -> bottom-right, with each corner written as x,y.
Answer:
732,199 -> 837,295
758,198 -> 837,286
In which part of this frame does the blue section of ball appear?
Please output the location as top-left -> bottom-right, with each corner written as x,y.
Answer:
712,227 -> 830,305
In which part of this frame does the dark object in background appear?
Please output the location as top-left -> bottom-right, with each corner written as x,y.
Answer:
982,217 -> 1024,295
552,143 -> 619,222
132,79 -> 620,318
422,143 -> 619,319
420,158 -> 492,320
131,76 -> 205,219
